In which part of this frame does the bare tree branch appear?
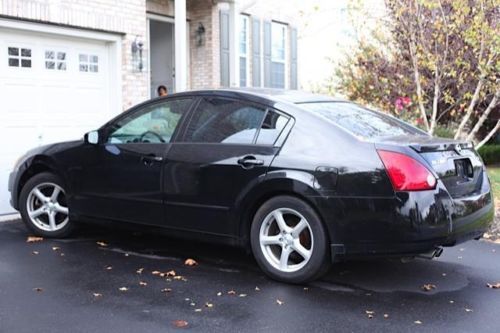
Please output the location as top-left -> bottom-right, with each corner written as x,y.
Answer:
477,120 -> 500,149
467,86 -> 500,142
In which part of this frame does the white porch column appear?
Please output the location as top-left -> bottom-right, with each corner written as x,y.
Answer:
228,0 -> 240,87
175,0 -> 187,92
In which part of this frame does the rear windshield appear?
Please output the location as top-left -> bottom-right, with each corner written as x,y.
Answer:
298,102 -> 427,140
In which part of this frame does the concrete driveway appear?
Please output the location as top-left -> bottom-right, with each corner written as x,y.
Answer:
1,219 -> 499,333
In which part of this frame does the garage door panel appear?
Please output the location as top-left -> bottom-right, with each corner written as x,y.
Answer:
0,27 -> 118,214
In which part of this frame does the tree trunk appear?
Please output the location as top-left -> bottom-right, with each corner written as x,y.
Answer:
409,40 -> 430,132
467,88 -> 500,142
477,120 -> 500,149
429,69 -> 440,135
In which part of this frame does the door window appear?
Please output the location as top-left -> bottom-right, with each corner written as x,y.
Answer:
255,110 -> 289,145
184,98 -> 266,144
8,47 -> 32,68
107,98 -> 193,144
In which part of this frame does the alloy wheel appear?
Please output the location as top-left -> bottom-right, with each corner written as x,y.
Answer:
26,182 -> 69,232
259,208 -> 314,273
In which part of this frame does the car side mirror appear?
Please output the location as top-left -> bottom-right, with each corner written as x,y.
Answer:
85,130 -> 100,145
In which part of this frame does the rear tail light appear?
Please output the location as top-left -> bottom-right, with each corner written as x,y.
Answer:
377,150 -> 437,191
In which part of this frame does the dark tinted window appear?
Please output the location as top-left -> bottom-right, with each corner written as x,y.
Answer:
256,110 -> 289,145
299,102 -> 426,139
184,98 -> 266,144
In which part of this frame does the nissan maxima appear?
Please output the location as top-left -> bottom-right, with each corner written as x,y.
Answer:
8,89 -> 494,283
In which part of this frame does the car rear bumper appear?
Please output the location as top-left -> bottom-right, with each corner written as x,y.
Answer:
311,175 -> 494,260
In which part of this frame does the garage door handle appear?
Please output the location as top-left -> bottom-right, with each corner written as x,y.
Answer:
237,156 -> 264,168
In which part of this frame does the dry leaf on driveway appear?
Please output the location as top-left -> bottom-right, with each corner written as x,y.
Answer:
105,265 -> 113,270
486,282 -> 500,289
205,302 -> 214,308
421,284 -> 436,292
32,251 -> 39,255
227,290 -> 236,295
276,299 -> 284,305
136,268 -> 144,274
26,236 -> 43,243
33,287 -> 43,292
414,320 -> 422,325
93,293 -> 102,298
96,241 -> 108,247
184,258 -> 198,266
161,288 -> 172,293
118,287 -> 128,292
51,246 -> 60,251
172,320 -> 188,328
365,310 -> 374,319
139,281 -> 148,286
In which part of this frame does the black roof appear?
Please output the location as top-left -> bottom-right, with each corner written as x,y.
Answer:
175,88 -> 345,105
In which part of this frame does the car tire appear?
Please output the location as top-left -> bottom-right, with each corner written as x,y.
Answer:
250,195 -> 330,284
19,172 -> 74,238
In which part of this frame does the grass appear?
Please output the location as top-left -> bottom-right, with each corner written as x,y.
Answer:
487,166 -> 500,201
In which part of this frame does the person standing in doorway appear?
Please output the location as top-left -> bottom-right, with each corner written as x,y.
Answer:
157,85 -> 168,97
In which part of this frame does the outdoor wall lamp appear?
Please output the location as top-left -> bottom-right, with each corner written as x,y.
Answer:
131,36 -> 144,72
195,23 -> 206,47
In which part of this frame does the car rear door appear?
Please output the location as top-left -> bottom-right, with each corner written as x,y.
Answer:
163,96 -> 290,236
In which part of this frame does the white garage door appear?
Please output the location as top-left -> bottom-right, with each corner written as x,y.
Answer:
0,27 -> 119,215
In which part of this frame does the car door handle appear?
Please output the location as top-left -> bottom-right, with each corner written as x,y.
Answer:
141,154 -> 163,165
237,156 -> 264,168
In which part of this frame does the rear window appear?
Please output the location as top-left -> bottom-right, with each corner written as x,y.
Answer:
299,102 -> 426,140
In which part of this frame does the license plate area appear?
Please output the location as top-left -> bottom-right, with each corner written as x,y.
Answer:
454,158 -> 473,183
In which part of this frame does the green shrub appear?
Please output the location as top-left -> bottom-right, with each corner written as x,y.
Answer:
434,126 -> 455,139
478,145 -> 500,165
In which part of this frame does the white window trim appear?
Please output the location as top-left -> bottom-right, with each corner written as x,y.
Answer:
239,14 -> 250,87
271,21 -> 288,89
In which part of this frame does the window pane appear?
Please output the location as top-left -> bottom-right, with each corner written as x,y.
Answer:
256,111 -> 289,145
57,62 -> 66,70
271,23 -> 286,61
79,54 -> 87,62
45,51 -> 55,59
239,57 -> 247,87
90,64 -> 98,73
299,102 -> 426,139
21,59 -> 31,68
270,62 -> 285,88
184,98 -> 266,144
8,58 -> 19,67
8,47 -> 19,56
21,48 -> 31,57
57,52 -> 66,60
108,98 -> 193,144
90,55 -> 98,63
46,61 -> 55,69
79,64 -> 88,72
239,16 -> 247,54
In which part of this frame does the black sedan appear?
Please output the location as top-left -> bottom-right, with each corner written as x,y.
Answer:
8,89 -> 494,283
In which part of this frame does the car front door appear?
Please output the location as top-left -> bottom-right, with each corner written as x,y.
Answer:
164,96 -> 290,236
73,97 -> 194,225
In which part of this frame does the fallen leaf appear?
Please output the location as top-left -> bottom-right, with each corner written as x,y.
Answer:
194,308 -> 202,312
217,292 -> 222,296
184,258 -> 198,266
205,302 -> 213,308
152,270 -> 161,276
105,265 -> 113,270
383,314 -> 389,319
190,302 -> 196,306
276,299 -> 284,305
52,246 -> 60,251
136,268 -> 144,274
442,273 -> 447,277
239,294 -> 247,297
139,281 -> 148,286
421,284 -> 436,292
414,320 -> 422,325
124,253 -> 130,257
33,287 -> 43,292
303,287 -> 309,291
172,320 -> 188,328
227,290 -> 236,295
365,310 -> 375,319
486,282 -> 500,289
161,288 -> 172,293
483,232 -> 491,239
449,300 -> 455,304
26,236 -> 43,243
93,293 -> 103,298
32,251 -> 39,255
255,286 -> 260,291
60,253 -> 65,257
119,287 -> 128,292
96,241 -> 108,247
465,308 -> 473,312
165,270 -> 176,277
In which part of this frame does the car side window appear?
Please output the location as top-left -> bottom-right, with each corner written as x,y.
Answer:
184,97 -> 266,144
107,98 -> 193,144
256,110 -> 289,145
